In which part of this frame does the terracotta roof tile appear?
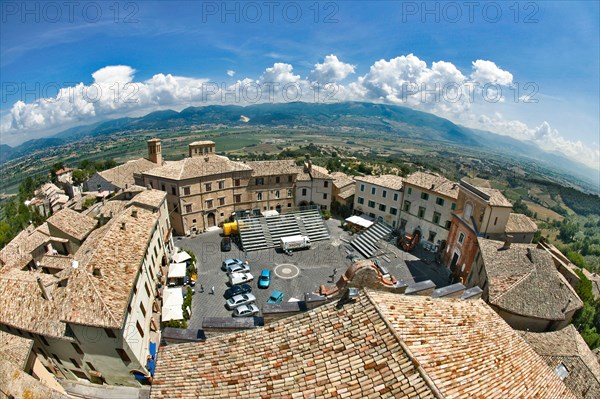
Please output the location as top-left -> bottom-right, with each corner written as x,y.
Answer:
404,172 -> 459,199
368,291 -> 577,399
151,290 -> 575,399
47,208 -> 97,241
331,172 -> 355,190
478,238 -> 583,320
0,331 -> 33,369
144,156 -> 251,180
98,158 -> 158,188
505,213 -> 538,234
520,325 -> 600,399
248,160 -> 300,177
356,175 -> 404,190
151,293 -> 436,399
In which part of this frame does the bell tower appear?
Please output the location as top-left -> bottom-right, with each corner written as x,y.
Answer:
147,138 -> 162,164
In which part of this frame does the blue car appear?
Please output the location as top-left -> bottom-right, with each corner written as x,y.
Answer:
258,270 -> 271,288
267,290 -> 284,304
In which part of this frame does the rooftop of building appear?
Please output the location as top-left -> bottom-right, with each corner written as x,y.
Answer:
403,171 -> 459,199
478,237 -> 583,320
355,174 -> 404,190
330,171 -> 355,190
459,180 -> 513,207
0,331 -> 33,370
505,212 -> 538,234
98,158 -> 158,189
128,188 -> 167,210
47,207 -> 97,241
0,223 -> 52,271
247,160 -> 300,177
144,155 -> 251,180
0,354 -> 71,399
150,290 -> 575,399
189,140 -> 215,146
520,325 -> 600,399
338,185 -> 356,199
66,205 -> 160,329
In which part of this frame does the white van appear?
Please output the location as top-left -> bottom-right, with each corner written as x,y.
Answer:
229,272 -> 254,286
280,235 -> 311,251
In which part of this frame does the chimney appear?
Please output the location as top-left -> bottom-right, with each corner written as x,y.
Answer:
121,222 -> 127,230
502,235 -> 513,250
37,277 -> 52,300
93,266 -> 102,277
132,209 -> 138,218
526,247 -> 534,263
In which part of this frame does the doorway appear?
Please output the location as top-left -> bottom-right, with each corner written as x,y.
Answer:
207,213 -> 216,227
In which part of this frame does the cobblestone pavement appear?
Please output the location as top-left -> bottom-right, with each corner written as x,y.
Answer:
175,218 -> 450,330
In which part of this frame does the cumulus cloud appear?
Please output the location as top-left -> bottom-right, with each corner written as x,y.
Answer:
470,60 -> 513,86
309,55 -> 355,83
1,55 -> 596,170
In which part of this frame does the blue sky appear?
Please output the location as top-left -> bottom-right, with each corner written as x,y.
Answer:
1,1 -> 598,169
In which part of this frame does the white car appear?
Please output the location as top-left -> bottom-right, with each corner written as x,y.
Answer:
229,272 -> 254,286
233,304 -> 260,317
226,293 -> 256,309
226,263 -> 250,274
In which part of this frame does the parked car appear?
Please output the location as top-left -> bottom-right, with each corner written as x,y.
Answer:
224,284 -> 252,300
226,293 -> 256,309
221,258 -> 243,271
258,270 -> 271,289
229,272 -> 254,285
221,237 -> 232,252
233,304 -> 260,317
266,290 -> 284,304
226,262 -> 250,274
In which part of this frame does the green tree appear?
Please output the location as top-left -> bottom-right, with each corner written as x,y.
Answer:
72,169 -> 88,185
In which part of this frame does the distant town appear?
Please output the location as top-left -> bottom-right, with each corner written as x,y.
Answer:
0,138 -> 598,398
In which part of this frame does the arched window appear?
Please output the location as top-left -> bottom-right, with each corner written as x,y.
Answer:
464,202 -> 473,220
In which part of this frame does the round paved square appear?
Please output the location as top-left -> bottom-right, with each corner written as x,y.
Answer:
274,264 -> 300,279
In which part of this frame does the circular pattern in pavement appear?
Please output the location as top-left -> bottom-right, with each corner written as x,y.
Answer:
274,263 -> 300,279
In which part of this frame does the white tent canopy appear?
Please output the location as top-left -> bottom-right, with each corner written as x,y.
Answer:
168,263 -> 187,279
345,215 -> 374,229
172,251 -> 191,264
161,287 -> 184,322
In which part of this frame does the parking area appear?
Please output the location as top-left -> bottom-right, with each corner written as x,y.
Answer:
174,218 -> 450,330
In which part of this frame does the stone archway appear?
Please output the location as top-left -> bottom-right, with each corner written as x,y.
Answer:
207,212 -> 216,227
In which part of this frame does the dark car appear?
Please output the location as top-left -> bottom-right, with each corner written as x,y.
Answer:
224,283 -> 252,300
221,237 -> 232,252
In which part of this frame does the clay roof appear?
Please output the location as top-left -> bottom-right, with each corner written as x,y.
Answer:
481,187 -> 512,207
189,140 -> 215,145
478,238 -> 583,320
370,291 -> 576,399
150,290 -> 575,399
403,172 -> 459,199
0,331 -> 33,369
338,186 -> 356,199
144,156 -> 251,180
248,160 -> 300,177
47,208 -> 97,241
356,174 -> 404,190
66,206 -> 159,329
38,254 -> 73,270
129,188 -> 167,209
0,356 -> 70,399
331,171 -> 355,190
0,269 -> 74,338
505,213 -> 538,234
0,223 -> 52,271
520,325 -> 600,399
98,158 -> 158,188
151,292 -> 436,399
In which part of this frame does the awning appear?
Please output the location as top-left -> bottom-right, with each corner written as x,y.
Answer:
172,251 -> 191,264
345,215 -> 374,229
162,287 -> 184,322
168,263 -> 186,279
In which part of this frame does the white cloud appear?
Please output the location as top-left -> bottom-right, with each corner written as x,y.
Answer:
309,55 -> 355,83
1,55 -> 597,171
470,60 -> 513,85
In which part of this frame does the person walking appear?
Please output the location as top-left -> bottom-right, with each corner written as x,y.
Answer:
210,286 -> 215,295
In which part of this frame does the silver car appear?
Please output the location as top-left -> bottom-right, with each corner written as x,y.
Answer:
226,293 -> 256,309
232,304 -> 260,317
226,263 -> 250,274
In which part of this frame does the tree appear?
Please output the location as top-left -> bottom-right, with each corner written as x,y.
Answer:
49,162 -> 64,183
72,169 -> 88,185
559,220 -> 579,243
